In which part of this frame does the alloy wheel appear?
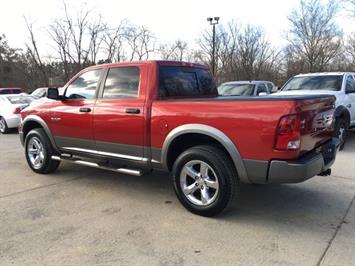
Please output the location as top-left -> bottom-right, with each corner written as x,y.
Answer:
179,160 -> 219,206
27,137 -> 45,169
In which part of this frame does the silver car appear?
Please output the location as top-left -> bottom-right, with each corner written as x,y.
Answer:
218,80 -> 275,96
0,94 -> 35,134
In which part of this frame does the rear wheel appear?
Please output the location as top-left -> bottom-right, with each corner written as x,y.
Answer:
0,117 -> 9,134
172,145 -> 238,217
25,128 -> 60,174
334,118 -> 347,151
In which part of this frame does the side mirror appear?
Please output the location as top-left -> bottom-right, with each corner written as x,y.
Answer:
47,88 -> 60,100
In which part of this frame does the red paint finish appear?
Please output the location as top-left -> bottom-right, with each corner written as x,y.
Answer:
21,60 -> 335,163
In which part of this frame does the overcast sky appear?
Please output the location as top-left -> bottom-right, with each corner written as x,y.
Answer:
0,0 -> 353,54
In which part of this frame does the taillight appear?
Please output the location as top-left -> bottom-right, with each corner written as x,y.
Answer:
275,114 -> 301,150
13,107 -> 22,114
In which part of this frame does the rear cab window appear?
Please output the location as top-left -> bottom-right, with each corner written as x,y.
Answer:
159,66 -> 217,98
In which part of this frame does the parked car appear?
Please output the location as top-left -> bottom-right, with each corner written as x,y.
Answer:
276,72 -> 355,150
0,94 -> 36,134
31,87 -> 49,98
0,88 -> 24,94
218,80 -> 274,96
19,61 -> 339,216
29,87 -> 64,106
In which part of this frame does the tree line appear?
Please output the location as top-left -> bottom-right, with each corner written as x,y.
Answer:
0,0 -> 354,91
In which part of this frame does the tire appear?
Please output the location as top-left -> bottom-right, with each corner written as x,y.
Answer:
172,145 -> 238,217
334,118 -> 347,151
0,117 -> 9,134
25,128 -> 60,174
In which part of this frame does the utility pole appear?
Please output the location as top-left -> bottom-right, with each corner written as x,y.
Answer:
207,17 -> 220,77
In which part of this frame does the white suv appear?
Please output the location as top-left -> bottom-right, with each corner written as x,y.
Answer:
276,72 -> 355,149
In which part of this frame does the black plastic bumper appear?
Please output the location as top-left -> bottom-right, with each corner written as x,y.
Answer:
268,138 -> 340,184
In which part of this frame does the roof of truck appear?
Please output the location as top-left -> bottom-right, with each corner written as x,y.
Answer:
94,60 -> 209,69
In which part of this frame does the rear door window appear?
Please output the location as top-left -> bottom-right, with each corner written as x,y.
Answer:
102,67 -> 140,99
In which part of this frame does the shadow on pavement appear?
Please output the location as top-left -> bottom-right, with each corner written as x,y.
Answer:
53,162 -> 348,228
343,129 -> 355,151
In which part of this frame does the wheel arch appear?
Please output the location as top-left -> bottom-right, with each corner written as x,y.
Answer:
22,115 -> 59,152
161,124 -> 249,183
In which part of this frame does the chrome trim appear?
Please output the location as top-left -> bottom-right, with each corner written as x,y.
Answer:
51,156 -> 143,176
51,156 -> 61,161
161,124 -> 249,183
61,146 -> 149,162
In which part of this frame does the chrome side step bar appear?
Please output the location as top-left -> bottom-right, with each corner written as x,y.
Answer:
51,156 -> 143,176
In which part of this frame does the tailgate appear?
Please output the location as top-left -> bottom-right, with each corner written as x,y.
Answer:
296,95 -> 335,155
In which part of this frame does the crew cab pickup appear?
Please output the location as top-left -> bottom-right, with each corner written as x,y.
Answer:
19,61 -> 339,216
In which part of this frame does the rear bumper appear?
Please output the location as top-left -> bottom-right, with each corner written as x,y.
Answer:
267,138 -> 340,183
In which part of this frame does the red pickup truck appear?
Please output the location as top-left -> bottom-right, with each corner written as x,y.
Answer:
19,61 -> 339,216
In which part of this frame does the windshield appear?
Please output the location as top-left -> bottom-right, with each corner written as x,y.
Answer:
31,88 -> 46,97
282,75 -> 343,91
6,95 -> 35,104
218,83 -> 255,96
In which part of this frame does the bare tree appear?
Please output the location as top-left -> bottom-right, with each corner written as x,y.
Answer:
198,21 -> 280,83
24,17 -> 49,86
47,1 -> 107,80
125,24 -> 155,61
286,0 -> 343,72
159,39 -> 188,61
87,15 -> 106,64
343,0 -> 355,16
102,20 -> 127,63
48,19 -> 71,80
346,33 -> 355,66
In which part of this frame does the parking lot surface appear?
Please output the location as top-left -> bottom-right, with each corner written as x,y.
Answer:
0,132 -> 354,265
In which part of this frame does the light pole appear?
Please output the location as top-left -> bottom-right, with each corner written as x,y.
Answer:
207,17 -> 220,77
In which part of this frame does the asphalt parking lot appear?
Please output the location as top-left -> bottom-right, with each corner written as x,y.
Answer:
0,132 -> 354,265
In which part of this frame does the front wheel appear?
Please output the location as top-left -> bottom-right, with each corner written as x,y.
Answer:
334,118 -> 347,151
172,145 -> 238,217
25,128 -> 60,174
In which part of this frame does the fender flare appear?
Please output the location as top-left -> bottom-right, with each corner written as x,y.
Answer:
160,124 -> 250,183
22,115 -> 59,152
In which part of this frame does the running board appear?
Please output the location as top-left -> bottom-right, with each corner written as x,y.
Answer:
51,156 -> 143,176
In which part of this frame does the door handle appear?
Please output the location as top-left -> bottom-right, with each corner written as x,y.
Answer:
79,107 -> 91,113
125,108 -> 140,114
